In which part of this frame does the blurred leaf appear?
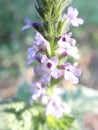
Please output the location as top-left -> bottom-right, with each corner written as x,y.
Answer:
16,82 -> 31,102
47,115 -> 74,130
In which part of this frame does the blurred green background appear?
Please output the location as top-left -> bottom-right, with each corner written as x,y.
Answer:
0,0 -> 98,96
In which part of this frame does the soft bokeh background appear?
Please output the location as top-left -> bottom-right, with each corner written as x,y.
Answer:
0,0 -> 98,129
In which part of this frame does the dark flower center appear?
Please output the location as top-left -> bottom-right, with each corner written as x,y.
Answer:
47,62 -> 52,69
62,37 -> 66,42
62,51 -> 67,57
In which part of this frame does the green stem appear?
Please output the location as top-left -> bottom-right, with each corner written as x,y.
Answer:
47,87 -> 54,96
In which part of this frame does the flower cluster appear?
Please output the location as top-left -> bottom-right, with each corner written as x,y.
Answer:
45,95 -> 71,118
22,0 -> 84,118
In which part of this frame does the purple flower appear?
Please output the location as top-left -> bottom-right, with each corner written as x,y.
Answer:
34,55 -> 61,85
25,47 -> 39,66
29,82 -> 46,101
33,32 -> 49,48
21,17 -> 41,31
45,95 -> 71,118
56,33 -> 79,59
67,7 -> 84,27
61,62 -> 81,84
25,33 -> 49,66
59,32 -> 76,45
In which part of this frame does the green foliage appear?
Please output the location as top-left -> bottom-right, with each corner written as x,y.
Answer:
0,100 -> 32,130
33,0 -> 72,57
0,84 -> 98,130
0,82 -> 75,130
47,115 -> 74,130
35,0 -> 71,22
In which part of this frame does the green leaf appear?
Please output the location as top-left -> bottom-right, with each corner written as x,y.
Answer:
16,82 -> 31,102
47,115 -> 74,130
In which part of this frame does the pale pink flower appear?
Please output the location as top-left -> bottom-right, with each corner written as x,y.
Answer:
45,95 -> 71,118
56,33 -> 79,59
61,62 -> 81,84
67,6 -> 84,27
